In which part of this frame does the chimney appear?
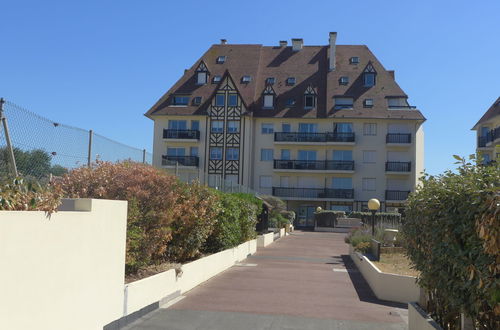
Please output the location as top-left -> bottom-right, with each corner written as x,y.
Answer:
279,40 -> 287,47
329,32 -> 337,71
388,70 -> 395,79
220,39 -> 227,45
292,38 -> 303,51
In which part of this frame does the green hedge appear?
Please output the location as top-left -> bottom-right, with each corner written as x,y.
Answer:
403,156 -> 499,329
348,211 -> 401,225
314,210 -> 345,227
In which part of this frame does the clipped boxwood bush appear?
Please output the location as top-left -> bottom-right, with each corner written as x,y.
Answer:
348,211 -> 401,227
403,155 -> 499,329
314,210 -> 345,227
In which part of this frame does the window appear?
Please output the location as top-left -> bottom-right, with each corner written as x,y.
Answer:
228,94 -> 238,106
266,77 -> 275,85
261,123 -> 274,134
333,123 -> 353,133
388,98 -> 409,108
333,150 -> 352,161
298,150 -> 317,161
363,150 -> 376,163
216,56 -> 226,64
332,177 -> 352,189
299,123 -> 318,133
364,99 -> 374,107
263,95 -> 274,108
210,147 -> 222,160
167,147 -> 185,156
242,75 -> 251,83
259,175 -> 272,188
350,57 -> 360,64
172,96 -> 189,106
226,148 -> 239,160
168,120 -> 187,130
339,76 -> 349,85
286,77 -> 296,85
363,73 -> 376,87
363,123 -> 377,136
215,94 -> 225,106
286,98 -> 296,106
191,120 -> 199,130
192,97 -> 202,105
211,120 -> 224,133
334,97 -> 353,109
304,95 -> 316,109
197,72 -> 207,85
362,178 -> 376,191
212,75 -> 222,83
226,174 -> 238,184
281,149 -> 291,160
227,121 -> 239,133
261,149 -> 274,161
282,123 -> 291,132
208,174 -> 220,188
190,147 -> 198,157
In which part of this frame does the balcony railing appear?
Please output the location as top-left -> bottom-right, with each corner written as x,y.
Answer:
385,190 -> 410,201
274,132 -> 355,143
163,129 -> 200,140
273,160 -> 354,171
478,136 -> 487,148
385,161 -> 411,172
272,187 -> 354,199
161,155 -> 199,167
386,133 -> 411,144
486,126 -> 500,143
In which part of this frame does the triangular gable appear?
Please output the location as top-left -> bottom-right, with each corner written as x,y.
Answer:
195,60 -> 209,73
263,85 -> 276,95
363,61 -> 377,73
304,85 -> 317,95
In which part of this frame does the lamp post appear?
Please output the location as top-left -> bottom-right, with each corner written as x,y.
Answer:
368,198 -> 380,236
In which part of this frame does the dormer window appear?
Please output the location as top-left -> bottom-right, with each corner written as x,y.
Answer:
350,57 -> 360,64
339,76 -> 349,85
266,77 -> 275,85
216,56 -> 226,64
363,99 -> 374,107
286,98 -> 296,107
195,61 -> 209,85
334,97 -> 354,109
192,97 -> 202,105
242,75 -> 252,83
212,75 -> 222,83
286,77 -> 296,85
363,62 -> 377,87
172,95 -> 189,106
304,85 -> 317,109
262,85 -> 275,109
387,97 -> 409,109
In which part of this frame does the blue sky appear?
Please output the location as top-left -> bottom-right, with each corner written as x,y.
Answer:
1,0 -> 499,175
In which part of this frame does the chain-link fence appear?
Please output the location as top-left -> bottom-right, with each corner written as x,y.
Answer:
0,98 -> 152,180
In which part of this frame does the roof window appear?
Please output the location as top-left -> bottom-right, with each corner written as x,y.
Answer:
286,98 -> 296,106
350,57 -> 360,64
286,77 -> 296,86
266,77 -> 275,85
334,97 -> 354,110
242,75 -> 252,83
363,99 -> 374,107
339,76 -> 349,85
192,97 -> 202,105
172,95 -> 189,106
212,75 -> 222,83
216,56 -> 226,64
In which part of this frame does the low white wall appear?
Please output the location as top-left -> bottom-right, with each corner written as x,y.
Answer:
124,239 -> 257,316
408,302 -> 442,330
349,245 -> 421,304
279,228 -> 285,238
337,218 -> 362,227
257,232 -> 274,247
0,199 -> 128,330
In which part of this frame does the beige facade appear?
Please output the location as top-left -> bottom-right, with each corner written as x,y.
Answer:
472,98 -> 500,163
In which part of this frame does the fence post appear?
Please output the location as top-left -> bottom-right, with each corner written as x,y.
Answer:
142,149 -> 146,164
0,98 -> 18,176
87,129 -> 93,167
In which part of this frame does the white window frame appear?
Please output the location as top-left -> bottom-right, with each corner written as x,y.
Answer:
261,123 -> 274,134
263,95 -> 274,108
197,72 -> 207,85
260,149 -> 274,161
210,147 -> 222,160
211,120 -> 224,133
226,148 -> 239,160
363,123 -> 377,136
227,121 -> 239,133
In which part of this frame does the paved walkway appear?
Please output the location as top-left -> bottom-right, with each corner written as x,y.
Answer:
125,231 -> 408,330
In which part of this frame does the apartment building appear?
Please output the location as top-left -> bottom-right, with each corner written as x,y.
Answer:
472,97 -> 500,164
145,33 -> 425,227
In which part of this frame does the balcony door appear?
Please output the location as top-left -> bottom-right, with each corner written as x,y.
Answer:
298,205 -> 316,227
168,120 -> 187,130
298,123 -> 318,133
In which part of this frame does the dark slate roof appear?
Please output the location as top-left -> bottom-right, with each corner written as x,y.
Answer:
472,97 -> 500,130
145,42 -> 425,121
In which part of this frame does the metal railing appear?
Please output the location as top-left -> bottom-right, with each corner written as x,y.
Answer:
272,187 -> 354,199
386,133 -> 411,144
274,132 -> 355,143
385,161 -> 411,172
486,127 -> 500,144
161,155 -> 199,167
273,160 -> 354,171
163,129 -> 200,140
385,190 -> 410,200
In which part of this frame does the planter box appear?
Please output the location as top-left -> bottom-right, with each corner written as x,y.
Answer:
257,232 -> 274,247
408,302 -> 442,330
349,245 -> 421,303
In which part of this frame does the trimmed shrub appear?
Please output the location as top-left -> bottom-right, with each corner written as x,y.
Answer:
403,155 -> 499,329
348,211 -> 401,228
314,210 -> 346,227
0,177 -> 61,213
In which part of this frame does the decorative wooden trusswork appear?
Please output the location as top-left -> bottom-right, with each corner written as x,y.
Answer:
206,75 -> 245,183
263,85 -> 276,95
195,61 -> 209,73
304,84 -> 317,95
363,61 -> 376,73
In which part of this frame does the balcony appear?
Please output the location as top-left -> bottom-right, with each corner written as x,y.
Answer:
478,136 -> 487,148
273,160 -> 354,171
385,190 -> 410,201
386,161 -> 411,172
486,126 -> 500,144
386,133 -> 411,144
272,187 -> 354,200
161,155 -> 199,167
274,132 -> 355,143
163,129 -> 200,140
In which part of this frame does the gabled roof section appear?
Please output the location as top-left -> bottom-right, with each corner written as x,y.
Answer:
472,96 -> 500,130
195,60 -> 209,73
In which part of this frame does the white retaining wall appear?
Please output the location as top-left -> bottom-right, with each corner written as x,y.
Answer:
408,302 -> 442,330
257,232 -> 274,247
349,245 -> 421,303
0,199 -> 128,330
